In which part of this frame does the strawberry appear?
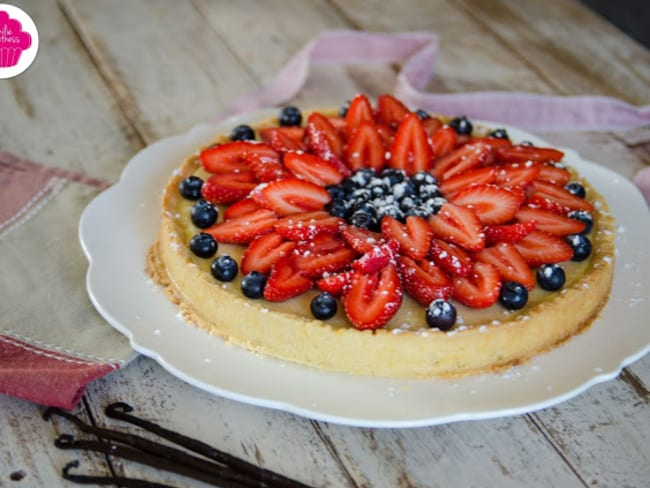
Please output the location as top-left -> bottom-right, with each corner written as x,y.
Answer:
515,206 -> 586,236
241,232 -> 296,275
245,152 -> 289,182
296,233 -> 347,254
469,136 -> 513,151
206,208 -> 278,244
345,121 -> 386,171
342,263 -> 403,330
326,116 -> 347,133
283,151 -> 344,186
527,180 -> 593,213
376,123 -> 396,147
514,230 -> 574,267
222,197 -> 261,220
340,225 -> 384,254
450,183 -> 524,225
351,242 -> 396,274
494,162 -> 541,189
376,94 -> 410,128
306,112 -> 345,161
316,270 -> 353,297
484,221 -> 537,245
259,127 -> 306,152
429,126 -> 457,158
251,178 -> 332,215
422,117 -> 444,138
344,93 -> 375,138
263,255 -> 313,302
201,172 -> 257,205
275,211 -> 343,241
474,242 -> 535,290
388,113 -> 433,176
381,215 -> 432,261
428,202 -> 485,252
495,144 -> 564,164
439,166 -> 497,197
452,261 -> 502,308
293,246 -> 356,279
431,142 -> 490,180
536,164 -> 570,185
429,238 -> 473,277
398,256 -> 452,306
200,141 -> 279,174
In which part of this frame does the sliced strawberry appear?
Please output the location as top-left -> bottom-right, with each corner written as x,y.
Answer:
422,117 -> 444,138
515,206 -> 586,236
316,270 -> 353,297
494,162 -> 541,189
206,208 -> 278,244
245,152 -> 289,182
201,172 -> 257,205
251,178 -> 331,216
345,94 -> 375,138
474,242 -> 535,290
381,215 -> 432,261
339,225 -> 384,254
528,180 -> 593,213
431,142 -> 490,180
259,127 -> 306,153
351,243 -> 396,274
429,126 -> 457,158
345,121 -> 386,172
469,136 -> 513,151
296,233 -> 346,254
342,263 -> 403,330
293,246 -> 356,279
326,116 -> 347,133
484,221 -> 537,245
306,112 -> 345,161
450,183 -> 524,225
376,123 -> 396,147
495,144 -> 564,164
514,230 -> 574,267
388,113 -> 433,176
222,197 -> 260,220
536,164 -> 570,185
428,203 -> 485,252
275,211 -> 343,241
283,151 -> 344,186
452,261 -> 502,309
376,94 -> 410,128
429,238 -> 473,277
263,255 -> 313,302
200,141 -> 279,174
241,232 -> 296,275
439,166 -> 497,197
398,256 -> 452,306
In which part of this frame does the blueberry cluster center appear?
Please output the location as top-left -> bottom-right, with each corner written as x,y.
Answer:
326,168 -> 447,231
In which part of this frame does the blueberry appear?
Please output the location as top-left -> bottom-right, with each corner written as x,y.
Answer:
565,182 -> 586,199
350,169 -> 376,188
211,255 -> 238,282
537,264 -> 566,291
310,292 -> 338,320
326,185 -> 347,202
425,299 -> 457,331
411,171 -> 437,188
381,168 -> 407,185
377,204 -> 405,221
415,109 -> 430,120
399,196 -> 420,212
328,200 -> 349,218
190,200 -> 218,229
279,106 -> 302,127
566,234 -> 592,261
449,116 -> 473,135
339,100 -> 351,117
488,128 -> 509,140
241,271 -> 266,299
230,124 -> 256,141
499,282 -> 529,310
422,197 -> 446,215
405,206 -> 431,219
189,233 -> 218,258
349,209 -> 378,230
179,176 -> 204,200
417,183 -> 441,201
568,210 -> 593,235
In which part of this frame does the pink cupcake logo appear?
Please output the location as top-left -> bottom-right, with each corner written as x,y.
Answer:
0,4 -> 38,79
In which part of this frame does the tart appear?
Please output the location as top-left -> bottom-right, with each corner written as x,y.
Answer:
147,93 -> 615,378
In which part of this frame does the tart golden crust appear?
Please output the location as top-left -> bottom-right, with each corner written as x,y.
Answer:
147,123 -> 616,378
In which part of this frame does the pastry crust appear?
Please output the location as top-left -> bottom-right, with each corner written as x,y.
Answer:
147,118 -> 616,378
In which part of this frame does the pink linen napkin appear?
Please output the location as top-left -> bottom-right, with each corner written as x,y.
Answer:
2,30 -> 649,411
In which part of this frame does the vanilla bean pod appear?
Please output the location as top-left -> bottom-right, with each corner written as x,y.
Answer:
62,460 -> 173,487
44,407 -> 257,486
105,402 -> 310,488
55,434 -> 253,488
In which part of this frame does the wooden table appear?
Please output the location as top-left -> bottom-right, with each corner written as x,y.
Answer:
2,1 -> 649,486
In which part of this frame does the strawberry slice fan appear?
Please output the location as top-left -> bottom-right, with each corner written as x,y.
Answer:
3,31 -> 650,412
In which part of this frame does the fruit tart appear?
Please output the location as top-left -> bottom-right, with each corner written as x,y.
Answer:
147,93 -> 616,378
